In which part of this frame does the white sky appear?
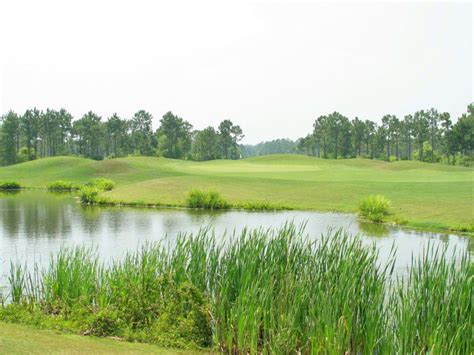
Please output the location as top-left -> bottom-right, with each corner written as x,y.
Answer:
0,0 -> 472,144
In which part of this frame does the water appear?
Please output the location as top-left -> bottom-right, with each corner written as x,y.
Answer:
0,191 -> 471,278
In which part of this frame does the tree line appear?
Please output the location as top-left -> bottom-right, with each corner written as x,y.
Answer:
296,104 -> 473,166
0,109 -> 244,166
1,104 -> 472,166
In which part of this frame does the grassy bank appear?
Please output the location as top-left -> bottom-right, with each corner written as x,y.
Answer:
1,225 -> 472,353
0,155 -> 472,232
0,322 -> 197,354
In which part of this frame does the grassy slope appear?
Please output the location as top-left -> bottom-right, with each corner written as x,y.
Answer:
0,322 -> 197,354
0,155 -> 472,231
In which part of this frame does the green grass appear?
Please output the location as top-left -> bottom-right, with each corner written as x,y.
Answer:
358,195 -> 391,222
0,321 -> 198,354
0,155 -> 472,232
2,225 -> 472,353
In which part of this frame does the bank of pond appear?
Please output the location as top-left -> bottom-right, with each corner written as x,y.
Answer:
0,187 -> 472,353
0,224 -> 472,353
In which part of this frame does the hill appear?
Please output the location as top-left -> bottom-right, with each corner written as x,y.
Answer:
0,155 -> 472,232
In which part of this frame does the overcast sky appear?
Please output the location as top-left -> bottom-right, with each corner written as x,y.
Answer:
0,1 -> 472,144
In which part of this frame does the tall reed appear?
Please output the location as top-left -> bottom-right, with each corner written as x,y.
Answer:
2,225 -> 472,352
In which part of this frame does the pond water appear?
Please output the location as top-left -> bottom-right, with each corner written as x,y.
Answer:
0,191 -> 472,278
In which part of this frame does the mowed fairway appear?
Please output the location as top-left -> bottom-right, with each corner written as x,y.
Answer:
0,154 -> 472,232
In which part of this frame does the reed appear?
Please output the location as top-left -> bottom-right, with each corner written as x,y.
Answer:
1,225 -> 471,352
358,195 -> 391,222
0,180 -> 22,190
47,180 -> 80,191
186,189 -> 230,209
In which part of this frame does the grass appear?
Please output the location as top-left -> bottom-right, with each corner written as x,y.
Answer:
1,225 -> 472,353
186,189 -> 230,209
0,180 -> 22,190
0,321 -> 198,354
47,180 -> 80,191
0,154 -> 472,232
358,195 -> 391,222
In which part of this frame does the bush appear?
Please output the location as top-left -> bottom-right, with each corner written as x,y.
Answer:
186,189 -> 230,209
86,178 -> 115,191
0,181 -> 22,190
358,195 -> 391,222
79,186 -> 100,204
47,180 -> 80,191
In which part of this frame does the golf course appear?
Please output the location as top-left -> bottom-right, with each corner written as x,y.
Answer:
0,154 -> 472,233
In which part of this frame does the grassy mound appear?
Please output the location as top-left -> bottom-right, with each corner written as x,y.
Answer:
0,155 -> 472,232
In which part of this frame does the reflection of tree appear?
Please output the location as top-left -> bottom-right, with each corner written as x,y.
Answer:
0,192 -> 74,239
78,205 -> 103,236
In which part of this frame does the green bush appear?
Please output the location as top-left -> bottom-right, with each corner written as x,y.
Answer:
0,181 -> 22,190
79,186 -> 100,204
86,178 -> 115,191
186,189 -> 230,209
358,195 -> 391,222
47,180 -> 80,191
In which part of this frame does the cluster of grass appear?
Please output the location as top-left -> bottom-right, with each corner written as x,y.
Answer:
1,225 -> 471,353
78,178 -> 116,204
86,178 -> 115,191
47,180 -> 80,191
358,195 -> 391,222
186,189 -> 230,209
0,180 -> 22,190
234,200 -> 291,211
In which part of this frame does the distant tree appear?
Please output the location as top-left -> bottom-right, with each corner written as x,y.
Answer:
0,111 -> 20,165
156,111 -> 193,159
412,110 -> 429,162
72,111 -> 104,159
192,127 -> 221,161
218,120 -> 244,159
130,110 -> 154,156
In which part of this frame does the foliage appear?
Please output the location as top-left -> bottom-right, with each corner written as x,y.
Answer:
186,189 -> 230,209
241,138 -> 296,157
47,180 -> 80,191
86,178 -> 115,191
0,180 -> 22,190
79,186 -> 100,204
358,195 -> 391,222
1,225 -> 472,352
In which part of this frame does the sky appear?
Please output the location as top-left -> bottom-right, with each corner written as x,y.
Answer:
0,0 -> 472,144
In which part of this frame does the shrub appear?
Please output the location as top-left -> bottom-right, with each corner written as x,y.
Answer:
86,178 -> 115,191
47,180 -> 80,191
0,181 -> 22,190
79,186 -> 100,204
358,195 -> 391,222
186,189 -> 230,209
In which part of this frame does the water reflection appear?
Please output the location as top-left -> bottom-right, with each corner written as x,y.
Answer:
0,191 -> 471,275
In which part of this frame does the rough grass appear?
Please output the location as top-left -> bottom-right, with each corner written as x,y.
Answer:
2,225 -> 472,353
0,155 -> 472,232
358,195 -> 391,222
0,321 -> 198,354
0,181 -> 22,190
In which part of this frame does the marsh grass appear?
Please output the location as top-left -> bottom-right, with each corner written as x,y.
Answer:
0,181 -> 22,190
186,189 -> 230,209
86,178 -> 115,191
47,180 -> 80,191
1,225 -> 471,353
358,195 -> 391,222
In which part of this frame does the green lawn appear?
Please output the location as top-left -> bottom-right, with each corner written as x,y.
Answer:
0,322 -> 199,354
0,154 -> 472,232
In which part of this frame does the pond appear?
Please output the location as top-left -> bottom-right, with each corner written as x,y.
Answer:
0,191 -> 472,278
